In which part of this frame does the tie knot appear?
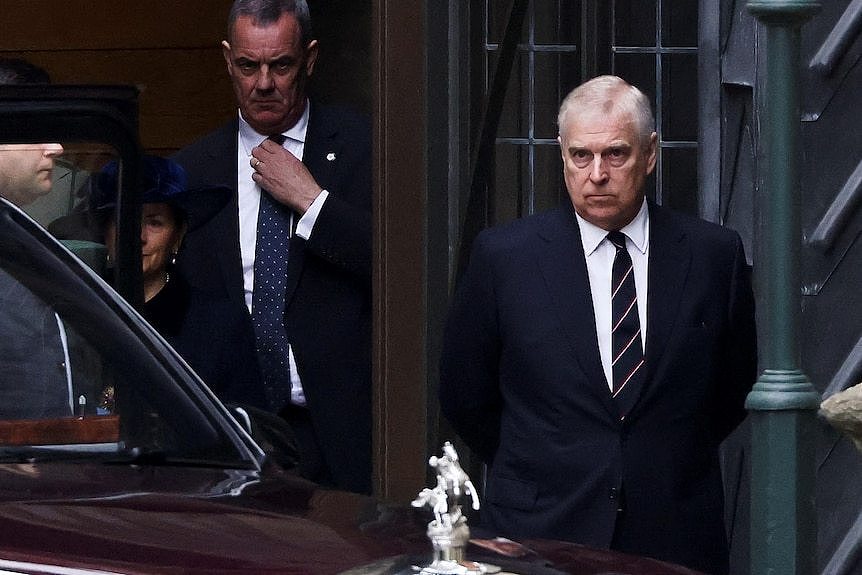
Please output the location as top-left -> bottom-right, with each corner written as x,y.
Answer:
607,231 -> 627,251
268,134 -> 287,146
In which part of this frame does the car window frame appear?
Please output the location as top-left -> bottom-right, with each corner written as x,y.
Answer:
0,198 -> 263,466
0,84 -> 143,307
0,85 -> 265,468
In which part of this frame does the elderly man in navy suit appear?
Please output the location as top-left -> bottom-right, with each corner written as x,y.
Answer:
173,0 -> 371,494
440,75 -> 757,573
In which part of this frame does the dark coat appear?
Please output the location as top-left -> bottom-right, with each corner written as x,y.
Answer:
172,103 -> 372,494
0,269 -> 73,419
142,272 -> 267,410
439,200 -> 757,574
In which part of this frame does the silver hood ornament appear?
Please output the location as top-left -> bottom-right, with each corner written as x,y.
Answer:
411,442 -> 498,574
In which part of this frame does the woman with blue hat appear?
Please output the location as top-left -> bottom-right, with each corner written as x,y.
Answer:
94,156 -> 267,410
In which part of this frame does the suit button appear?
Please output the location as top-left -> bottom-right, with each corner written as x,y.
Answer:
609,487 -> 625,512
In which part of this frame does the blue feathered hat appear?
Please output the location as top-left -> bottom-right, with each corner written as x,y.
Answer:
92,156 -> 230,231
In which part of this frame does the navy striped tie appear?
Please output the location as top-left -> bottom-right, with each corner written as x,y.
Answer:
608,231 -> 645,419
251,134 -> 293,412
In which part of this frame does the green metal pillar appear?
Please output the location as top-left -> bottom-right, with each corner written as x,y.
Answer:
745,1 -> 821,574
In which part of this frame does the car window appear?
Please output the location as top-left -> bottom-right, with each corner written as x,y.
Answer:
22,142 -> 108,224
8,141 -> 115,277
0,201 -> 257,468
0,87 -> 257,468
0,85 -> 144,306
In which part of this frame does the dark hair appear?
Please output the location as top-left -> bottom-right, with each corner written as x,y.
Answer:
0,57 -> 51,86
228,0 -> 313,45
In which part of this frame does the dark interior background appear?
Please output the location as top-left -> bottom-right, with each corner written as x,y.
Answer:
0,1 -> 372,155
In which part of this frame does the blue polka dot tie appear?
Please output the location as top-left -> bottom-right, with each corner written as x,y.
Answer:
608,230 -> 645,420
252,134 -> 293,412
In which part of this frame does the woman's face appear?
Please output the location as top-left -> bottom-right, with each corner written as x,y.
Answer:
105,203 -> 185,281
140,203 -> 185,282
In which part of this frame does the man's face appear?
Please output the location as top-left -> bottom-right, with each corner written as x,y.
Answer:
0,143 -> 64,207
222,13 -> 318,135
558,110 -> 656,231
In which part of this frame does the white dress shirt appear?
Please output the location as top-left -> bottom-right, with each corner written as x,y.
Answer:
236,101 -> 328,406
576,199 -> 649,390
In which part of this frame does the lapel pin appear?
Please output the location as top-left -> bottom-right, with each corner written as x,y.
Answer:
326,152 -> 336,161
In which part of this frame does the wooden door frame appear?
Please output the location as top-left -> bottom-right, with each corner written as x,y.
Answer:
372,0 -> 429,502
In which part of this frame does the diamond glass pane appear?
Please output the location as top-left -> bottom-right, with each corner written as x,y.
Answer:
534,52 -> 582,139
533,143 -> 567,213
492,52 -> 530,139
488,0 -> 529,44
661,146 -> 699,215
613,53 -> 657,112
493,142 -> 526,224
614,0 -> 656,47
534,0 -> 582,45
661,53 -> 698,141
662,0 -> 698,47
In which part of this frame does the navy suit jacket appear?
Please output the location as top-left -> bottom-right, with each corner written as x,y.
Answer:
439,200 -> 756,574
172,103 -> 372,494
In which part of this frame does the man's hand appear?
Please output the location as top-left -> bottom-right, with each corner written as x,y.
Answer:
250,139 -> 322,214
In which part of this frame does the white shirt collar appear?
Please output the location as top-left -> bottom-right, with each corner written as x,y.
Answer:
575,198 -> 649,256
238,99 -> 310,151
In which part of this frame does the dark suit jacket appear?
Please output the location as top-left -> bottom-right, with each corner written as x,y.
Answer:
0,269 -> 73,419
142,272 -> 268,411
172,103 -> 372,494
439,200 -> 757,574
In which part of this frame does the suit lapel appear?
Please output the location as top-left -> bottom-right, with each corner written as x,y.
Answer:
284,104 -> 328,313
283,103 -> 342,306
205,119 -> 245,304
641,203 -> 690,401
208,119 -> 240,190
536,204 -> 619,416
302,103 -> 341,191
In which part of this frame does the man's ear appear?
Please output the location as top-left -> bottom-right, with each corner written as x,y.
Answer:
221,40 -> 233,74
304,40 -> 319,77
645,132 -> 658,175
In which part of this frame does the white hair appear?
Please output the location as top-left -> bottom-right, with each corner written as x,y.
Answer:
558,75 -> 654,147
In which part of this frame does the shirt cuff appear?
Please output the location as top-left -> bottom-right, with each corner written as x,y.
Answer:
295,189 -> 329,240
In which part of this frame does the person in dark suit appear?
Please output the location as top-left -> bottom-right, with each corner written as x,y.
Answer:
172,0 -> 371,494
439,75 -> 757,574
